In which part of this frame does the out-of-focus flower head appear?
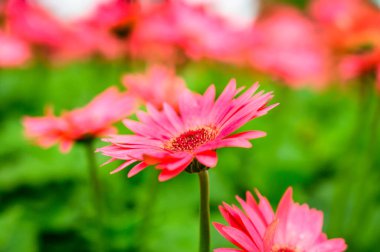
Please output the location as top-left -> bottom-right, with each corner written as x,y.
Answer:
128,1 -> 190,64
129,1 -> 251,65
176,1 -> 251,65
249,6 -> 331,89
310,0 -> 380,90
5,0 -> 69,49
86,0 -> 140,39
4,0 -> 139,63
23,87 -> 136,153
122,65 -> 188,110
214,187 -> 347,252
0,30 -> 31,68
98,80 -> 277,181
58,0 -> 141,61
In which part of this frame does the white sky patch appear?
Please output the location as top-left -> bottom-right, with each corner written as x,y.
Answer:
184,0 -> 260,28
32,0 -> 112,22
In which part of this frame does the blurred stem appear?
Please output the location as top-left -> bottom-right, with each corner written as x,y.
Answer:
84,139 -> 105,252
198,170 -> 210,252
135,171 -> 160,251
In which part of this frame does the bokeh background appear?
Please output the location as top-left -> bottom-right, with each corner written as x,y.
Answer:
1,0 -> 380,251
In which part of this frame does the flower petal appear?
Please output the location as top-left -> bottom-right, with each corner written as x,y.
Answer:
196,150 -> 218,167
127,162 -> 149,177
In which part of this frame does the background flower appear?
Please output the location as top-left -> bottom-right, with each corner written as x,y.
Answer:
122,65 -> 188,110
23,87 -> 136,153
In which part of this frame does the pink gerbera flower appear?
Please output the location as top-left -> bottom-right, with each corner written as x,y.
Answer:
214,187 -> 347,252
23,87 -> 136,153
122,65 -> 188,110
97,79 -> 277,181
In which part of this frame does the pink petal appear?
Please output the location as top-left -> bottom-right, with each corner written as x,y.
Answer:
110,160 -> 136,174
158,165 -> 187,181
236,195 -> 267,237
214,222 -> 247,249
263,220 -> 279,252
127,162 -> 149,177
309,238 -> 347,252
274,187 -> 293,245
163,103 -> 183,132
227,131 -> 267,140
221,226 -> 257,252
214,249 -> 243,252
253,189 -> 275,224
196,150 -> 218,167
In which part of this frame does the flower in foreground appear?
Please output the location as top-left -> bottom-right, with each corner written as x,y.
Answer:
122,64 -> 188,110
214,187 -> 347,252
23,87 -> 136,153
98,79 -> 277,181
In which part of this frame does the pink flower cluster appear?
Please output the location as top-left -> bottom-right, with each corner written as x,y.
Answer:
1,0 -> 378,91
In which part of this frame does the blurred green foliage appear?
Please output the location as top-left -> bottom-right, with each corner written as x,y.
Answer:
0,59 -> 379,252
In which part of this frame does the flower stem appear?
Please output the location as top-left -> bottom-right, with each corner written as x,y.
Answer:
84,139 -> 105,252
198,170 -> 210,252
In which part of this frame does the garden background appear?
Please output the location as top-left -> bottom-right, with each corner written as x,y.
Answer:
0,0 -> 379,251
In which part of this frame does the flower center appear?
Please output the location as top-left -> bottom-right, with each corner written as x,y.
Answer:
164,126 -> 218,152
271,245 -> 300,252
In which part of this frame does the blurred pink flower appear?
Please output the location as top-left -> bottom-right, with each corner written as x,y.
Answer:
86,0 -> 139,37
98,79 -> 277,181
128,1 -> 189,63
214,187 -> 347,252
309,0 -> 375,30
0,31 -> 31,68
249,6 -> 331,88
122,65 -> 188,110
309,0 -> 380,88
129,1 -> 250,65
173,1 -> 250,65
56,0 -> 140,61
5,0 -> 138,62
5,0 -> 68,48
23,87 -> 136,153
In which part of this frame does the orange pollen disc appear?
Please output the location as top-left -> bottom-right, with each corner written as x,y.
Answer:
164,126 -> 218,152
271,245 -> 300,252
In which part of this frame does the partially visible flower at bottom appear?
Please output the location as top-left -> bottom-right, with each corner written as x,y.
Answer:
98,79 -> 277,181
23,87 -> 136,153
214,187 -> 347,252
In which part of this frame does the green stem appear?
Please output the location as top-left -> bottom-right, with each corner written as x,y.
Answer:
198,170 -> 210,252
84,139 -> 105,252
